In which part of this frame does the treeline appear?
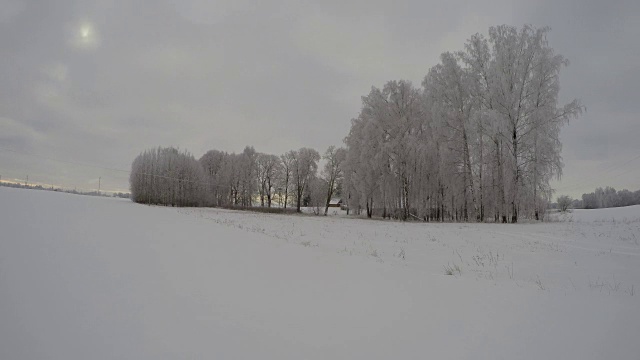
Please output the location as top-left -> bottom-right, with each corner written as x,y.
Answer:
577,187 -> 640,209
0,180 -> 130,198
130,25 -> 582,222
130,147 -> 204,207
130,145 -> 346,215
343,25 -> 582,222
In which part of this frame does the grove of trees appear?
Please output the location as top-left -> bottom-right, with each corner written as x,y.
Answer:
130,147 -> 205,207
130,25 -> 582,222
130,145 -> 331,211
343,25 -> 582,222
579,187 -> 640,209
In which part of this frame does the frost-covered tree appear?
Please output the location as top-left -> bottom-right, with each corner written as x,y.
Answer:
556,195 -> 572,212
256,153 -> 281,207
292,148 -> 320,212
308,176 -> 328,215
199,149 -> 227,206
279,151 -> 296,209
237,146 -> 257,207
130,147 -> 205,207
344,81 -> 424,219
322,146 -> 346,215
425,52 -> 478,221
344,25 -> 582,222
479,25 -> 582,222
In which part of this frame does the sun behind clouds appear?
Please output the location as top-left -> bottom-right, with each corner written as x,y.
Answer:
70,21 -> 99,50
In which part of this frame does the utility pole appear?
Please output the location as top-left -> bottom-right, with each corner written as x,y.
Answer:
98,177 -> 101,193
25,175 -> 28,187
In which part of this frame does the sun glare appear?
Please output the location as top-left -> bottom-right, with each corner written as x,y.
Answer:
80,26 -> 90,38
71,21 -> 99,50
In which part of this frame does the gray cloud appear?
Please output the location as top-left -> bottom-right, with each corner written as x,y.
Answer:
1,0 -> 638,196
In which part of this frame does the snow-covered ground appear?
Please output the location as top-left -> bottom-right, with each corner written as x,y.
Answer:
1,187 -> 638,359
552,205 -> 640,223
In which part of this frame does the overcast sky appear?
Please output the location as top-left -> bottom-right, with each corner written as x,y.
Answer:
1,0 -> 639,197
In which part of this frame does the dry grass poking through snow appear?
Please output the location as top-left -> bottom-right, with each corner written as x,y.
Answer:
183,205 -> 640,295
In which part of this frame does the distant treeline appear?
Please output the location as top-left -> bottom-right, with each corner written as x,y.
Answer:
0,181 -> 130,199
129,146 -> 342,216
571,187 -> 640,209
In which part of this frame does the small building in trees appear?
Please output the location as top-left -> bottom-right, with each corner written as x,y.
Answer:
328,198 -> 342,208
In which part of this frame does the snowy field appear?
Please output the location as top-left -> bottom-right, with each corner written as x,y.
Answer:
552,205 -> 640,223
1,187 -> 639,359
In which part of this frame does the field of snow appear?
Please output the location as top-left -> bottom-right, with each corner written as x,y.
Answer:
1,187 -> 639,359
552,205 -> 640,223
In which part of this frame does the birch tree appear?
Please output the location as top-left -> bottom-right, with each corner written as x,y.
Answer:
344,25 -> 582,222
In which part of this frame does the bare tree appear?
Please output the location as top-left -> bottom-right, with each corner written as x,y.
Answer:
257,153 -> 281,207
292,148 -> 320,212
322,146 -> 346,215
557,195 -> 572,212
280,151 -> 295,209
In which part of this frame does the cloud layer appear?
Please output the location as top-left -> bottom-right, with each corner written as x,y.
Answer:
1,0 -> 638,196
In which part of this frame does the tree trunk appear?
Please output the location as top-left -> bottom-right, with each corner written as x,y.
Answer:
511,127 -> 519,223
324,178 -> 334,216
497,139 -> 507,223
461,125 -> 478,221
479,131 -> 484,222
296,188 -> 302,213
283,179 -> 288,209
